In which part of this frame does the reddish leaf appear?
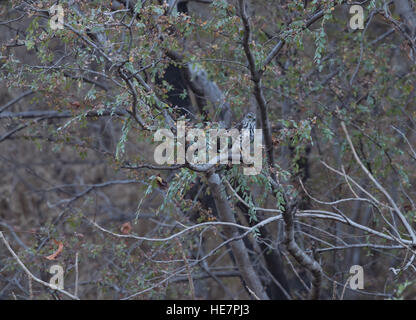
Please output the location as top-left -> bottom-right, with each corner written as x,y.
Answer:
70,101 -> 81,108
121,222 -> 132,235
45,239 -> 64,260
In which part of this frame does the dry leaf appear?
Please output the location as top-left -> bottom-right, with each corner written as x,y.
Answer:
45,239 -> 64,260
121,222 -> 132,235
70,101 -> 81,108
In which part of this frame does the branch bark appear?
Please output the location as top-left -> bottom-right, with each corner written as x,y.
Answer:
205,170 -> 269,300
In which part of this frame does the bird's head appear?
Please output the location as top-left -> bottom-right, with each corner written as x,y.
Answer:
245,112 -> 256,120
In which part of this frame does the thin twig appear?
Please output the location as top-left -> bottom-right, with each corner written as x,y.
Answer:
75,252 -> 79,298
175,239 -> 195,300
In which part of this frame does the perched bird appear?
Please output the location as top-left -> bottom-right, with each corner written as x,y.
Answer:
237,112 -> 256,143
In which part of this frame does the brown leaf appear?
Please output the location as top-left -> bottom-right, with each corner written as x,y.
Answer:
45,239 -> 64,260
121,222 -> 132,235
70,101 -> 81,108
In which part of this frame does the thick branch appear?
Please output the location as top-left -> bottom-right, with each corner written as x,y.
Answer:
206,170 -> 269,300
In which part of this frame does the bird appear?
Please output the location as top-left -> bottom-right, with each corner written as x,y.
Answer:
210,112 -> 256,163
236,112 -> 256,143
